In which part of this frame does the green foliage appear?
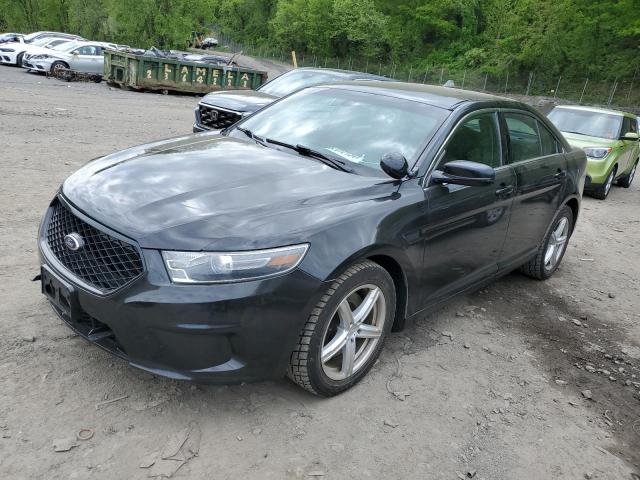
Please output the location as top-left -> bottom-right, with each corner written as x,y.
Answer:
0,0 -> 638,81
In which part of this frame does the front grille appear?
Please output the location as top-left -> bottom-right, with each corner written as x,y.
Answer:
45,200 -> 144,293
199,104 -> 241,129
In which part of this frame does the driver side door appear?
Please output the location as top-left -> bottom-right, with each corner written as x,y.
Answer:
421,110 -> 516,304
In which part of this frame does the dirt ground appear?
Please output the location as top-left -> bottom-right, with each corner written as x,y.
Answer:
1,65 -> 639,480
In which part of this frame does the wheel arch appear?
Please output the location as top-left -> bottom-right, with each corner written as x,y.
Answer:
322,245 -> 414,332
366,254 -> 409,332
564,196 -> 580,234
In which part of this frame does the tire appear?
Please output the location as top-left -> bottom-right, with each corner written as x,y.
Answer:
15,52 -> 24,67
50,61 -> 68,76
520,205 -> 573,280
592,166 -> 616,200
288,260 -> 396,396
617,160 -> 637,188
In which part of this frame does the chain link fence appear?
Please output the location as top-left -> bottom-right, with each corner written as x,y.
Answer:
213,32 -> 640,113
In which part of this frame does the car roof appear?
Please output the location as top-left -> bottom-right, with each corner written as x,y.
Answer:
295,67 -> 388,81
321,80 -> 514,110
553,104 -> 636,119
62,40 -> 115,48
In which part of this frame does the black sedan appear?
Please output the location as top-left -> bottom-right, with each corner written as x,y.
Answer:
193,67 -> 387,131
38,82 -> 586,396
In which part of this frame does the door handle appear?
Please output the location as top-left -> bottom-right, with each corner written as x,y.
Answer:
555,170 -> 567,179
495,185 -> 514,198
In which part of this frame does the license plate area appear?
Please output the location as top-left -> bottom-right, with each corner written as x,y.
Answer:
41,265 -> 78,320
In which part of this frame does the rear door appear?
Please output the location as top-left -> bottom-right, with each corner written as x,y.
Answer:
499,111 -> 568,268
422,110 -> 516,303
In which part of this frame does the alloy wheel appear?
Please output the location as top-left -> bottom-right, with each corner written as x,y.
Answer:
604,170 -> 614,195
321,284 -> 386,381
629,163 -> 637,185
52,63 -> 66,75
544,216 -> 569,271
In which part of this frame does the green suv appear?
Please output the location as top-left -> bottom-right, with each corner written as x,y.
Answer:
548,106 -> 639,199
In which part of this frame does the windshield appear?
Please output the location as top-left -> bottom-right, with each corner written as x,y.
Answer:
53,41 -> 81,52
31,37 -> 56,47
548,108 -> 623,140
259,70 -> 349,97
45,39 -> 68,48
231,87 -> 448,172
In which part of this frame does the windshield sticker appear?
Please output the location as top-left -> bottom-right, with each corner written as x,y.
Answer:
326,147 -> 365,163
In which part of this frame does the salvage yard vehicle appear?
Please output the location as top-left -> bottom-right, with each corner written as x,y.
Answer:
4,37 -> 72,66
23,40 -> 118,76
0,32 -> 82,66
38,82 -> 586,396
193,67 -> 387,131
0,33 -> 22,44
548,105 -> 639,199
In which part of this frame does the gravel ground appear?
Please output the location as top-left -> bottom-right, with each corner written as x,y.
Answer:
0,66 -> 639,480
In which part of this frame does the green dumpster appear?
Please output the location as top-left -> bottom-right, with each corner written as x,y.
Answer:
103,50 -> 267,94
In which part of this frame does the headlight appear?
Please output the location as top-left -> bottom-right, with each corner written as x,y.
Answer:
162,244 -> 309,283
583,147 -> 611,159
0,48 -> 15,52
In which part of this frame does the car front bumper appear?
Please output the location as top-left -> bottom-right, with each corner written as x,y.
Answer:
38,200 -> 326,384
0,50 -> 18,64
23,58 -> 53,72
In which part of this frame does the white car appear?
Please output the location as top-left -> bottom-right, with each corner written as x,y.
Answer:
23,41 -> 118,76
0,32 -> 82,66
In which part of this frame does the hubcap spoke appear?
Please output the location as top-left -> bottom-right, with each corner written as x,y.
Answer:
341,337 -> 356,377
352,287 -> 380,325
356,324 -> 382,339
321,329 -> 348,363
337,300 -> 354,329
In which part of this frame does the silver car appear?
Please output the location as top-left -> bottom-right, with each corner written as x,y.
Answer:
23,40 -> 118,75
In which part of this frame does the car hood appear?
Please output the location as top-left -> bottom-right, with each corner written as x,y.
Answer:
24,45 -> 60,56
62,134 -> 394,251
200,89 -> 276,113
561,132 -> 617,149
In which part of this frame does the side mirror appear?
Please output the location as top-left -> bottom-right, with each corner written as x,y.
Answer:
621,132 -> 639,141
380,152 -> 408,179
431,160 -> 495,187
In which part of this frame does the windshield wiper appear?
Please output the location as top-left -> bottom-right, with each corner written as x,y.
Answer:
562,130 -> 588,136
236,127 -> 268,147
265,138 -> 354,173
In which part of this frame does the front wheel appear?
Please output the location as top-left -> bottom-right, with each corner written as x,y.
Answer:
592,167 -> 616,200
50,61 -> 68,77
618,160 -> 637,188
520,205 -> 573,280
288,260 -> 396,396
16,52 -> 24,67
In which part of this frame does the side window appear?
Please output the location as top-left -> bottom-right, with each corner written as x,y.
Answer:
621,116 -> 637,135
539,123 -> 560,156
75,46 -> 98,55
504,113 -> 542,163
442,112 -> 502,168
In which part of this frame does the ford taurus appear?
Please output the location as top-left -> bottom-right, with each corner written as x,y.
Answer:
38,82 -> 587,396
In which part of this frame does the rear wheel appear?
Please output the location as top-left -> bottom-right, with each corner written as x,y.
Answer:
592,166 -> 616,200
16,52 -> 24,67
520,205 -> 573,280
288,260 -> 395,396
618,160 -> 637,188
